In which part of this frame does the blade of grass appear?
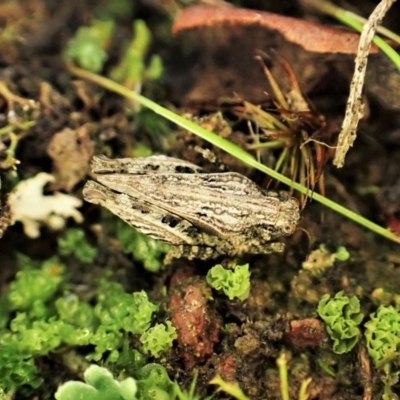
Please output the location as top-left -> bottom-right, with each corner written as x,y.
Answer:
298,378 -> 312,400
277,353 -> 290,400
67,63 -> 400,245
209,375 -> 250,400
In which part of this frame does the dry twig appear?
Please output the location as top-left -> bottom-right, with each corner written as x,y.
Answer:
333,0 -> 397,168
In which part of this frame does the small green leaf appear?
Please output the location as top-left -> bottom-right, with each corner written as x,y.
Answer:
7,257 -> 64,311
140,321 -> 177,357
64,20 -> 114,72
55,365 -> 138,400
317,291 -> 363,354
365,305 -> 400,367
207,264 -> 251,301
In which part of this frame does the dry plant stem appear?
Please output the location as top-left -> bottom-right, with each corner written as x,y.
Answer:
0,81 -> 35,107
333,0 -> 397,168
358,345 -> 372,400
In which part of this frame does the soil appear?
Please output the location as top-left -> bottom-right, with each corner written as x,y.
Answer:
1,0 -> 400,399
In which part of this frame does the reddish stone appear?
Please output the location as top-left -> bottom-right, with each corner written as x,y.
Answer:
217,355 -> 236,382
286,318 -> 324,347
168,279 -> 221,368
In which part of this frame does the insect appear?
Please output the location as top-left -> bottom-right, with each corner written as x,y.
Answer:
83,155 -> 300,260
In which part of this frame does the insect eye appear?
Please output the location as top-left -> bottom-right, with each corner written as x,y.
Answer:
282,224 -> 295,235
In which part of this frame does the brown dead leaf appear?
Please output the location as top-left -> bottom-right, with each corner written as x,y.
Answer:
167,5 -> 400,111
172,5 -> 377,54
47,124 -> 95,191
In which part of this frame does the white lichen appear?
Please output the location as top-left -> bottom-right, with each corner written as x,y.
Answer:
8,172 -> 83,238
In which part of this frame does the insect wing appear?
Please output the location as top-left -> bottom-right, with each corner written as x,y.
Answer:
91,155 -> 204,175
95,173 -> 283,237
83,180 -> 198,245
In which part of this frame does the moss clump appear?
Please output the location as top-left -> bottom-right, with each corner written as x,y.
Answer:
206,263 -> 250,301
317,291 -> 364,354
365,305 -> 400,367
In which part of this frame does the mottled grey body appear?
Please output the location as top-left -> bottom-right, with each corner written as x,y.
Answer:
83,155 -> 300,260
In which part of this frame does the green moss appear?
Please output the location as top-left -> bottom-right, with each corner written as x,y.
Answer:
206,263 -> 251,301
7,256 -> 65,312
317,291 -> 364,354
110,19 -> 163,86
58,228 -> 97,263
365,305 -> 400,367
135,363 -> 174,399
0,255 -> 162,391
140,321 -> 177,358
95,281 -> 158,334
115,219 -> 169,272
64,20 -> 114,72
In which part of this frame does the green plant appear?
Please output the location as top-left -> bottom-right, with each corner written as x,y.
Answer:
0,341 -> 43,391
210,375 -> 250,400
206,264 -> 250,300
365,305 -> 400,367
0,310 -> 92,391
0,254 -> 163,391
276,352 -> 312,400
65,18 -> 161,88
55,364 -> 137,400
56,363 -> 177,400
55,294 -> 97,328
140,321 -> 177,358
172,371 -> 207,400
364,305 -> 400,400
95,280 -> 158,334
135,363 -> 174,399
64,19 -> 114,72
7,255 -> 65,314
302,245 -> 350,275
58,228 -> 97,263
115,218 -> 169,272
0,256 -> 83,391
110,19 -> 162,88
89,280 -> 158,362
317,291 -> 364,354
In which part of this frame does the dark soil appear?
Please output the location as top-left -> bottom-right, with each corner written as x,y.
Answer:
1,0 -> 400,399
